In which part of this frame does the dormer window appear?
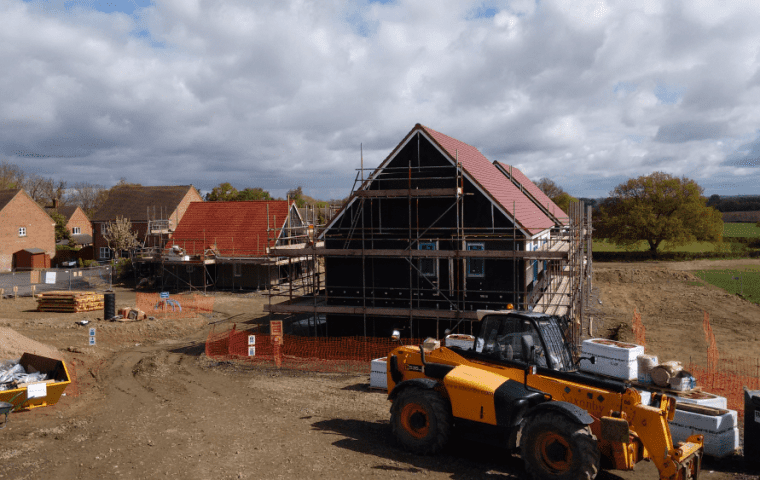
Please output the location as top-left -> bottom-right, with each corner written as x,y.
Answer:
72,227 -> 81,235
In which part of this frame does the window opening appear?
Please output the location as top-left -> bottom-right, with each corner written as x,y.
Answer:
466,242 -> 484,277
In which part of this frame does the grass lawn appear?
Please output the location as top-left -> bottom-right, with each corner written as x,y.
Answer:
723,222 -> 760,238
692,266 -> 760,305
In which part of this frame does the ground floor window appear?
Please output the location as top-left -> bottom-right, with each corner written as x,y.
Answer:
233,263 -> 242,277
99,247 -> 111,259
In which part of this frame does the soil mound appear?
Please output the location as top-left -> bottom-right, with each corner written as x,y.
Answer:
0,326 -> 63,360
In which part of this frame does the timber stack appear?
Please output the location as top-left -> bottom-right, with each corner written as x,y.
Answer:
36,291 -> 105,313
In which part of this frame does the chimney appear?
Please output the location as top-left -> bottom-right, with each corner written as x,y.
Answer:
52,198 -> 59,209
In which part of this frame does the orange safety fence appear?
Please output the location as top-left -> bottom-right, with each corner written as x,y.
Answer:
687,310 -> 760,418
206,325 -> 423,374
631,307 -> 646,346
136,292 -> 215,319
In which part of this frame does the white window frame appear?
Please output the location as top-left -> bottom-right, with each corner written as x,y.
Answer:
18,227 -> 26,237
101,223 -> 109,235
233,263 -> 242,277
466,242 -> 485,278
72,227 -> 81,235
418,241 -> 437,277
99,247 -> 111,259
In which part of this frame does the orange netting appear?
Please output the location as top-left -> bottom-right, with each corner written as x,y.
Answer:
205,325 -> 423,374
136,292 -> 214,319
687,310 -> 759,418
631,307 -> 646,346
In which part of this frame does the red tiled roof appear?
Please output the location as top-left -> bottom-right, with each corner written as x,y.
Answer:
167,201 -> 292,257
494,162 -> 569,226
419,125 -> 555,235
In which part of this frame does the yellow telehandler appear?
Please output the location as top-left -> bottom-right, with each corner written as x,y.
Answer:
386,309 -> 703,480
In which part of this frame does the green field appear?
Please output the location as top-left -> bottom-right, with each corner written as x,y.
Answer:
592,239 -> 726,253
692,267 -> 760,304
723,222 -> 760,238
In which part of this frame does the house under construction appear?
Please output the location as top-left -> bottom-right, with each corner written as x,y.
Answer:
266,124 -> 592,344
134,200 -> 321,292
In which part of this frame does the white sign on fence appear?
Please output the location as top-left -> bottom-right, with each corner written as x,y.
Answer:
89,328 -> 96,336
248,346 -> 256,356
248,335 -> 255,345
27,382 -> 47,399
45,272 -> 56,284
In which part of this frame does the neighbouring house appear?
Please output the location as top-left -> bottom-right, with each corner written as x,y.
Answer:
155,200 -> 310,291
91,185 -> 203,261
45,199 -> 94,246
314,124 -> 576,337
0,189 -> 56,271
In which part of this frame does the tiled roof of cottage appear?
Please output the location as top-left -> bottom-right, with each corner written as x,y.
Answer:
494,162 -> 569,226
419,125 -> 555,235
168,201 -> 292,257
92,185 -> 197,222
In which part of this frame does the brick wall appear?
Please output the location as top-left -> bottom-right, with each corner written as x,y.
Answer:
66,207 -> 93,237
170,188 -> 203,230
0,191 -> 55,271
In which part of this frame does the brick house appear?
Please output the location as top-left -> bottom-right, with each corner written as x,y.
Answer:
0,189 -> 56,271
45,200 -> 93,246
91,185 -> 202,260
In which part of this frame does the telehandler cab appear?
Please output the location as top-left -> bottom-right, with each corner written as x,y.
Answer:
386,309 -> 703,480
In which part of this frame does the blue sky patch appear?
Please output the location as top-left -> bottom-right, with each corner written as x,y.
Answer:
654,83 -> 685,105
23,0 -> 151,16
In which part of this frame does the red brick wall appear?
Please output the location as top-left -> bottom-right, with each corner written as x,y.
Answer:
66,207 -> 93,237
0,191 -> 55,271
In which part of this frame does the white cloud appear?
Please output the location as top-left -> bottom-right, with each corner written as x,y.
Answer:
1,0 -> 759,200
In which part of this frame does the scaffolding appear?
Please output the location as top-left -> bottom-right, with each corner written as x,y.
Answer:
132,203 -> 334,294
265,164 -> 593,346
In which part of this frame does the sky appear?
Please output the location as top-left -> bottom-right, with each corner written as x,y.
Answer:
3,0 -> 760,200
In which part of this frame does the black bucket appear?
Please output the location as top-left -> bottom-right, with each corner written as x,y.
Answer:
104,291 -> 115,320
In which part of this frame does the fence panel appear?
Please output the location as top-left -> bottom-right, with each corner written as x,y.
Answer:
0,266 -> 111,297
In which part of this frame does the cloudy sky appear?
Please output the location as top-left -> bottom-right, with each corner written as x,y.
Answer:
3,0 -> 760,200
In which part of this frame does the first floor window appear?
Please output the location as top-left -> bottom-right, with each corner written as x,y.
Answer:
18,227 -> 26,237
418,241 -> 437,277
233,263 -> 242,277
100,247 -> 111,259
72,227 -> 81,235
101,223 -> 109,235
467,242 -> 485,277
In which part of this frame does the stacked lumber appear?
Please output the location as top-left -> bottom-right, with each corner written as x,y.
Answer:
36,291 -> 104,313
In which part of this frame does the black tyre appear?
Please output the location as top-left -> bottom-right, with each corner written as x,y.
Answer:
520,411 -> 600,480
390,387 -> 451,455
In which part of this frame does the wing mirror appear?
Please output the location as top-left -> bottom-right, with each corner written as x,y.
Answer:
579,355 -> 596,365
391,329 -> 401,341
521,334 -> 535,362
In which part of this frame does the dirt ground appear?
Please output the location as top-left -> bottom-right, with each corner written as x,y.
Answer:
0,260 -> 759,480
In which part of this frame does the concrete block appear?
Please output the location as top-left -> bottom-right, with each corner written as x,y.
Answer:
671,408 -> 737,433
581,339 -> 645,362
675,392 -> 728,409
370,357 -> 387,389
670,424 -> 740,458
445,334 -> 475,350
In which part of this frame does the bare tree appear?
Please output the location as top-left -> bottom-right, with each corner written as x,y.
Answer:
534,177 -> 565,199
103,216 -> 139,259
69,182 -> 108,217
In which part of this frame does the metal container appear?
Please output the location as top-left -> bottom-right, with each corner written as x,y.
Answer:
744,388 -> 760,463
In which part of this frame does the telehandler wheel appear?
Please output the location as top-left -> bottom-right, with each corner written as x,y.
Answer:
520,411 -> 600,480
390,387 -> 451,455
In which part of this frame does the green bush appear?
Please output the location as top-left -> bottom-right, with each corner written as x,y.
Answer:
84,260 -> 100,268
111,258 -> 132,280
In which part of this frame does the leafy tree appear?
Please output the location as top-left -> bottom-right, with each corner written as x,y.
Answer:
103,216 -> 139,259
49,211 -> 71,243
552,192 -> 578,215
596,172 -> 723,257
287,186 -> 307,208
206,182 -> 238,201
237,187 -> 272,201
0,160 -> 25,190
756,220 -> 760,228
